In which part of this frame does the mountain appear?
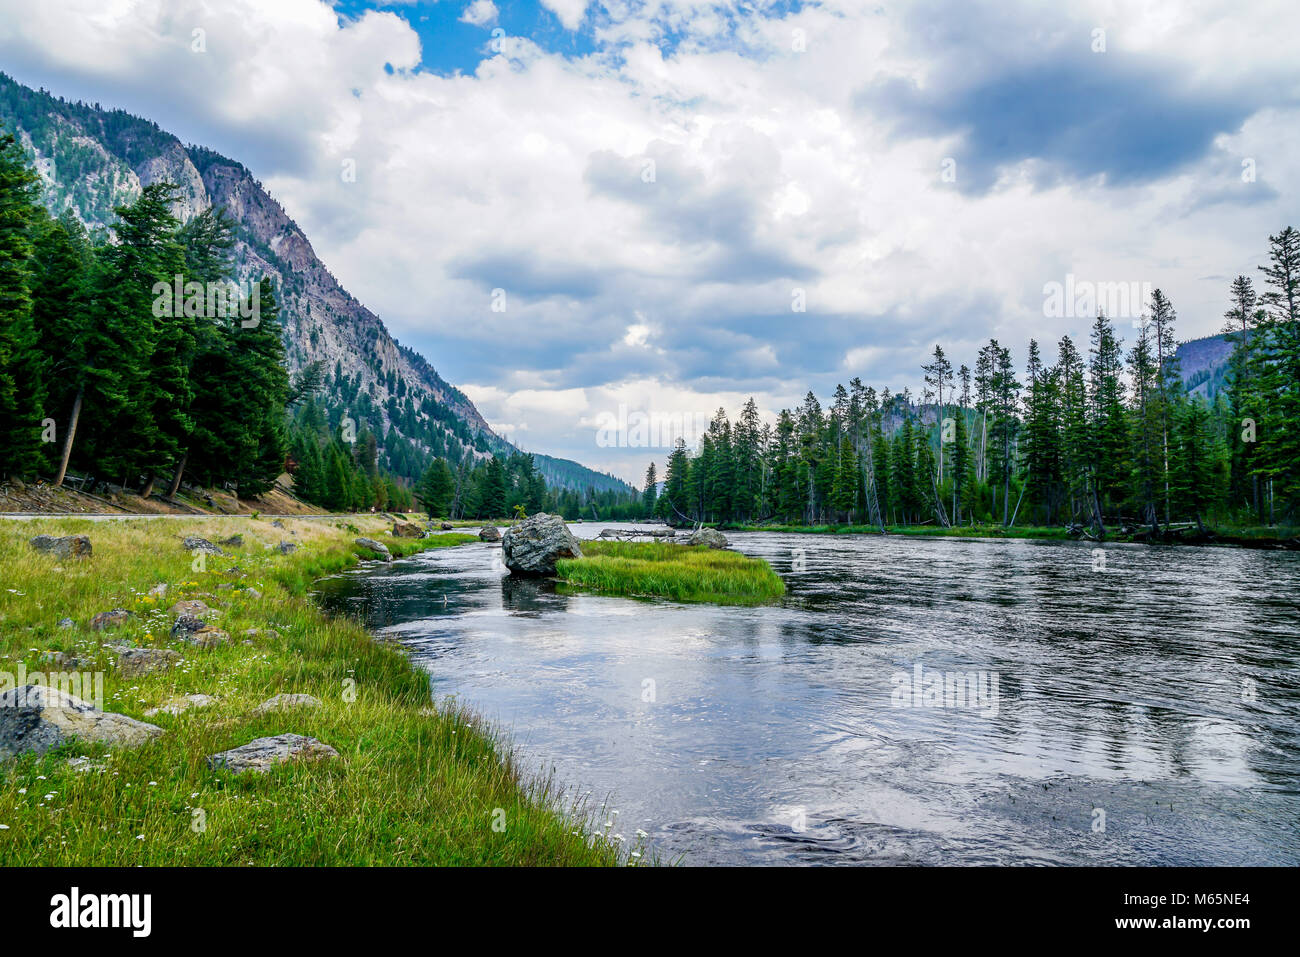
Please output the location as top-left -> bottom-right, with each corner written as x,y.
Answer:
1175,332 -> 1235,400
0,72 -> 634,497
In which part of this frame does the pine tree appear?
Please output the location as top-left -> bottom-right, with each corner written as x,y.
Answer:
1148,289 -> 1181,524
642,461 -> 658,516
1254,227 -> 1300,519
30,210 -> 94,486
1127,322 -> 1162,529
1222,275 -> 1263,521
418,457 -> 455,517
0,129 -> 44,478
1088,313 -> 1128,528
1022,339 -> 1064,524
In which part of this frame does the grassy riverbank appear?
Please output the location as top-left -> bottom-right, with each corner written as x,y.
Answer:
0,516 -> 626,865
556,540 -> 786,605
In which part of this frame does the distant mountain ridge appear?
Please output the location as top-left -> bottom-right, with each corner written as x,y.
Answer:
1175,332 -> 1235,399
0,72 -> 633,496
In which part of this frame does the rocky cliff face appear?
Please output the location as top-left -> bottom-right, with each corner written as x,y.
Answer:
0,72 -> 632,495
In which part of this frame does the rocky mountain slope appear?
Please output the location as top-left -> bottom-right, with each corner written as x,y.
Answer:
0,72 -> 632,496
1176,332 -> 1235,399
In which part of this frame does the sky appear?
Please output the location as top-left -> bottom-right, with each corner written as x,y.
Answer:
0,0 -> 1296,484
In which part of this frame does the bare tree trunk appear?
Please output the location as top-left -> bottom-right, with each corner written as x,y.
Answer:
167,451 -> 188,498
53,383 -> 83,488
930,468 -> 950,528
139,472 -> 155,498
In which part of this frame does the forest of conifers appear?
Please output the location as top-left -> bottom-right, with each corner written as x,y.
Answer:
0,129 -> 638,518
3,118 -> 1297,532
647,227 -> 1300,535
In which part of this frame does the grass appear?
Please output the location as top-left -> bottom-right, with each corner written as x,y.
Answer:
0,516 -> 632,865
555,540 -> 786,606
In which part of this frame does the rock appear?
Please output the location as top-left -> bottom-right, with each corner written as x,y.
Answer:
479,523 -> 501,542
218,534 -> 243,547
440,522 -> 453,530
244,588 -> 263,600
147,583 -> 168,597
501,513 -> 583,576
207,734 -> 338,774
57,618 -> 75,630
392,521 -> 423,538
116,647 -> 181,677
40,650 -> 81,668
29,534 -> 92,559
171,616 -> 227,647
66,756 -> 107,773
686,527 -> 729,549
354,538 -> 392,561
225,566 -> 244,576
185,628 -> 229,649
0,685 -> 163,760
271,519 -> 285,528
169,599 -> 212,618
89,608 -> 131,631
145,694 -> 217,717
182,535 -> 224,555
254,693 -> 322,714
278,541 -> 296,555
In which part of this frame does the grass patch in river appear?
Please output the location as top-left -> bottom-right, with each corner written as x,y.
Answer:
555,539 -> 785,605
0,516 -> 628,865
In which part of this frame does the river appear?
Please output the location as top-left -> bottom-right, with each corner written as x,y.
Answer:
312,524 -> 1300,865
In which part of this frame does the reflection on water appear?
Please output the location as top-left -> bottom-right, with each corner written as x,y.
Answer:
312,525 -> 1300,865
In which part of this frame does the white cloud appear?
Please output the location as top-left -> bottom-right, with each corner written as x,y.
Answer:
459,0 -> 498,27
540,0 -> 589,31
0,0 -> 1294,483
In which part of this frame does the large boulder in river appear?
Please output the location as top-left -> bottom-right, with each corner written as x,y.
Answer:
29,534 -> 92,559
0,685 -> 162,760
479,523 -> 501,542
686,527 -> 729,549
501,513 -> 582,576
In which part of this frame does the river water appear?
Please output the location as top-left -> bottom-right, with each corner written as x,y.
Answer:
312,524 -> 1300,865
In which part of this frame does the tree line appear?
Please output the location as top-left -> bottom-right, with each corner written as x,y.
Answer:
416,451 -> 638,521
649,226 -> 1299,535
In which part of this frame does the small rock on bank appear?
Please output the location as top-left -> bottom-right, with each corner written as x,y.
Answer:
207,734 -> 339,773
182,536 -> 224,555
354,537 -> 392,561
89,608 -> 131,631
479,523 -> 501,542
0,685 -> 163,760
29,534 -> 92,559
254,693 -> 322,714
115,647 -> 182,677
